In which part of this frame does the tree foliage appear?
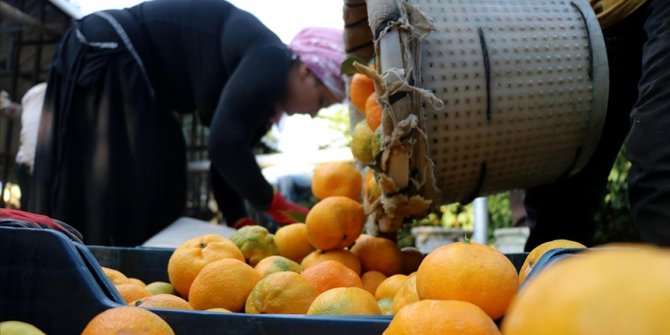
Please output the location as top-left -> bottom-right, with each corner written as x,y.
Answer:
593,149 -> 641,244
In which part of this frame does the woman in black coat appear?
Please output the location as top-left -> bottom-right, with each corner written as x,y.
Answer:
31,0 -> 345,246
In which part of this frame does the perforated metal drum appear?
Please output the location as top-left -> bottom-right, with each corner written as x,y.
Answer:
364,0 -> 608,233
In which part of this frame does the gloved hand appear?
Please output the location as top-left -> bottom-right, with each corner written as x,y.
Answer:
266,192 -> 310,225
232,217 -> 256,229
0,209 -> 83,243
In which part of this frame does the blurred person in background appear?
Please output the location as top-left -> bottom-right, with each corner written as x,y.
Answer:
31,0 -> 345,246
15,83 -> 47,210
523,0 -> 670,249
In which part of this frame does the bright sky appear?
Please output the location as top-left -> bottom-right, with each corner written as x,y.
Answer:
77,0 -> 344,43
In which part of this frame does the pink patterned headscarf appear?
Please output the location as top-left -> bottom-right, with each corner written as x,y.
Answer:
288,27 -> 346,102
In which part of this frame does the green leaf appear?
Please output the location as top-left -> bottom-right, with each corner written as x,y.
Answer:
341,55 -> 369,76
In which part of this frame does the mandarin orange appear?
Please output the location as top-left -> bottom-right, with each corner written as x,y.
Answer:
81,306 -> 174,335
300,260 -> 363,293
383,300 -> 500,335
305,196 -> 364,251
167,234 -> 244,299
188,258 -> 261,312
416,242 -> 518,320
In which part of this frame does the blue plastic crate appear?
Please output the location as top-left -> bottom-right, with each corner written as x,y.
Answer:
520,247 -> 586,287
0,226 -> 118,334
0,226 -> 530,334
0,226 -> 392,334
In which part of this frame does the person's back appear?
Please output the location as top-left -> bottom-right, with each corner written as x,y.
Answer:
30,1 -> 254,245
31,0 -> 298,246
123,0 -> 289,124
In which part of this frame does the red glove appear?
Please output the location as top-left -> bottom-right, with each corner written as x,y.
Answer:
0,209 -> 83,243
266,192 -> 309,225
232,217 -> 256,229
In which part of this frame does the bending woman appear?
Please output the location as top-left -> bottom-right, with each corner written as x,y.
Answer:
31,0 -> 345,246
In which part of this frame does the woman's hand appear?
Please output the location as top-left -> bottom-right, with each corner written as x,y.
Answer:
266,192 -> 310,225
